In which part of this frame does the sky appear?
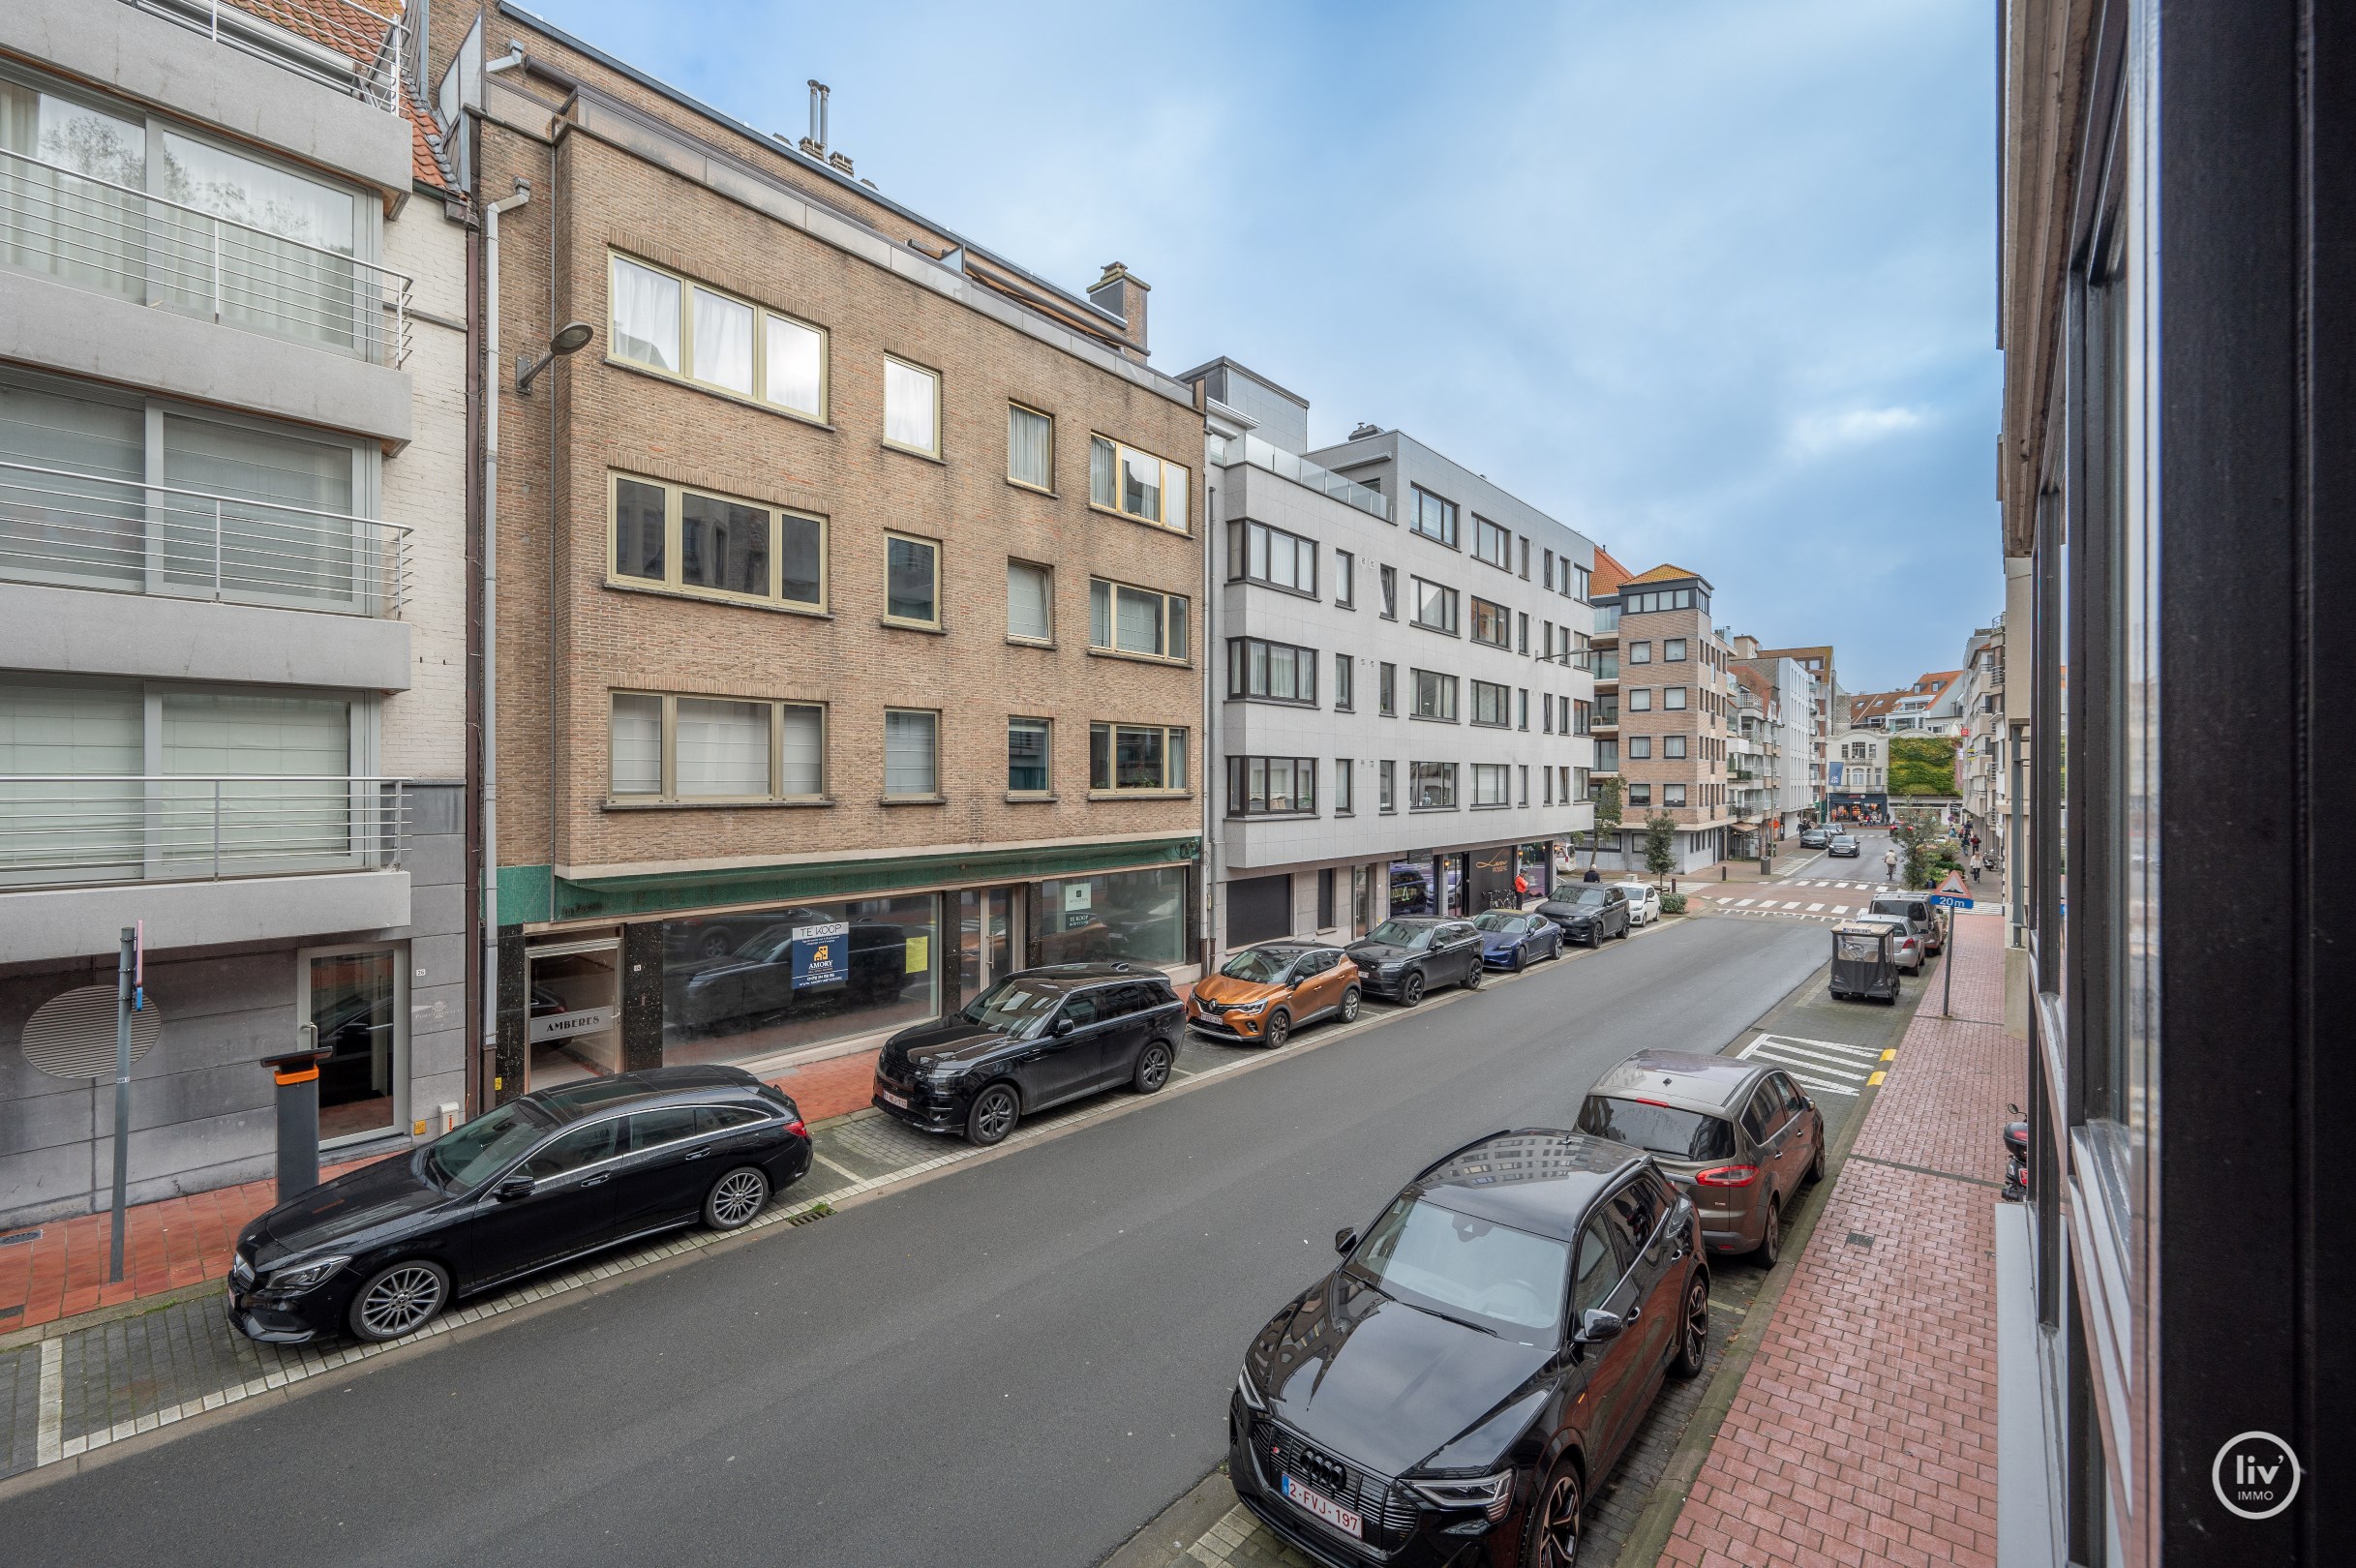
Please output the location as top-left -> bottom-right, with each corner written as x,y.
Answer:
517,0 -> 2001,695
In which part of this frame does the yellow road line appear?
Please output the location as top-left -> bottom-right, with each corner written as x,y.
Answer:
1880,1048 -> 1896,1061
1866,1070 -> 1887,1087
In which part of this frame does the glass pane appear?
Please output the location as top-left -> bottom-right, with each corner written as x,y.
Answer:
680,494 -> 770,596
888,536 -> 936,622
1007,561 -> 1050,640
159,133 -> 359,352
0,84 -> 148,301
528,944 -> 621,1088
1169,596 -> 1189,662
1031,866 -> 1186,965
885,710 -> 937,795
610,256 -> 680,372
1008,719 -> 1049,792
675,698 -> 769,797
0,380 -> 146,589
691,287 -> 754,395
613,479 -> 666,581
660,894 -> 938,1066
1115,586 -> 1164,655
313,950 -> 398,1141
779,704 -> 823,796
609,693 -> 661,795
162,415 -> 356,604
160,691 -> 348,867
1164,464 -> 1187,530
1090,437 -> 1116,507
1115,725 -> 1163,789
885,360 -> 937,452
764,314 -> 824,415
778,513 -> 822,606
1009,406 -> 1052,488
0,676 -> 144,880
1121,447 -> 1161,520
1090,578 -> 1111,648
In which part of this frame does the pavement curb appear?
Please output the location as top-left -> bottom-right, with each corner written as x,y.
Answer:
1097,1463 -> 1239,1568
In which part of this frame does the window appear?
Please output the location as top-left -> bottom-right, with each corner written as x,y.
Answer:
1227,756 -> 1316,815
1008,404 -> 1054,490
1411,578 -> 1459,634
1664,688 -> 1688,711
1232,519 -> 1316,594
1091,436 -> 1190,530
1623,587 -> 1703,615
1410,669 -> 1459,721
1378,760 -> 1396,812
884,358 -> 940,456
1410,486 -> 1459,547
884,534 -> 940,627
1545,769 -> 1554,805
1573,699 -> 1591,736
1408,761 -> 1457,808
608,474 -> 824,612
1379,662 -> 1398,715
1543,550 -> 1556,589
1664,783 -> 1687,808
1090,722 -> 1186,792
1628,689 -> 1653,712
608,693 -> 825,801
1573,564 -> 1590,601
1472,679 -> 1509,727
1520,538 -> 1531,578
884,709 -> 939,797
1008,717 -> 1051,794
1470,596 -> 1510,648
1335,551 -> 1356,608
1377,565 -> 1400,618
1664,735 -> 1687,760
1227,638 -> 1318,704
1664,638 -> 1687,662
1627,641 -> 1652,665
1471,763 -> 1509,806
1335,761 -> 1354,815
1627,736 -> 1652,760
1335,655 -> 1355,711
607,254 -> 828,419
1574,767 -> 1588,801
1473,516 -> 1510,568
1627,783 -> 1651,806
1518,613 -> 1529,654
1519,766 -> 1529,807
1518,689 -> 1529,730
1594,739 -> 1616,770
304,947 -> 404,1143
1089,580 -> 1190,661
1007,560 -> 1052,643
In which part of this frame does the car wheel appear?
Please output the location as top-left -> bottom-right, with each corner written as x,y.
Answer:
1512,949 -> 1525,973
1671,1269 -> 1710,1379
1133,1040 -> 1174,1094
705,1165 -> 770,1230
697,928 -> 732,959
1754,1197 -> 1783,1267
1806,1130 -> 1827,1185
1338,986 -> 1362,1023
1400,971 -> 1426,1007
966,1082 -> 1020,1146
347,1259 -> 449,1342
1262,1010 -> 1291,1049
1517,1456 -> 1583,1568
1462,961 -> 1485,991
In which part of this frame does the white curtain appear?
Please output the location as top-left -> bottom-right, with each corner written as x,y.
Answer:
609,694 -> 661,796
765,315 -> 823,415
161,691 -> 350,866
1009,406 -> 1051,488
884,710 -> 937,796
675,699 -> 769,797
885,361 -> 936,452
0,381 -> 144,589
0,677 -> 143,881
611,257 -> 680,373
1121,447 -> 1162,521
1116,586 -> 1163,656
1006,561 -> 1050,640
162,414 -> 356,605
160,132 -> 359,353
779,705 -> 823,796
1,84 -> 148,302
692,287 -> 753,395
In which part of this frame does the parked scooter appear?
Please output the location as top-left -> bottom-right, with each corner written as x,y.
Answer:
2003,1102 -> 2030,1202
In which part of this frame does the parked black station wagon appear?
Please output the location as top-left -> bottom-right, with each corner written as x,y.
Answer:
871,963 -> 1183,1146
227,1066 -> 810,1346
1230,1131 -> 1708,1568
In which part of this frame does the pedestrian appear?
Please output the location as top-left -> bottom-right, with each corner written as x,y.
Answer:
1969,852 -> 1982,885
1883,846 -> 1898,884
1583,865 -> 1600,883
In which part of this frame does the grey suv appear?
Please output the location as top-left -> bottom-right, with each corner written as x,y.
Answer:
1577,1050 -> 1825,1265
1867,893 -> 1946,956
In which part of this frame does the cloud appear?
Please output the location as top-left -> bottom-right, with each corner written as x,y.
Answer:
1787,406 -> 1930,460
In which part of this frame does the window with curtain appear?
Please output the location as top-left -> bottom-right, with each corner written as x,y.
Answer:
1088,723 -> 1184,791
691,287 -> 755,396
162,414 -> 356,604
159,131 -> 359,352
611,256 -> 680,373
1411,669 -> 1458,721
1471,680 -> 1509,727
0,377 -> 148,591
779,706 -> 824,797
1226,638 -> 1317,704
885,709 -> 938,796
1226,755 -> 1315,816
0,677 -> 144,881
764,314 -> 825,418
160,689 -> 350,863
1234,519 -> 1315,594
1009,405 -> 1053,489
1665,688 -> 1688,710
1335,551 -> 1355,607
1335,655 -> 1354,711
1007,560 -> 1051,642
887,536 -> 939,625
1628,689 -> 1653,712
1379,761 -> 1396,812
1008,718 -> 1050,793
1089,579 -> 1187,660
610,693 -> 661,795
675,699 -> 770,797
607,694 -> 825,802
1665,735 -> 1687,759
1471,764 -> 1508,806
1335,762 -> 1353,814
885,359 -> 939,455
0,82 -> 149,305
1665,784 -> 1687,807
1089,436 -> 1187,529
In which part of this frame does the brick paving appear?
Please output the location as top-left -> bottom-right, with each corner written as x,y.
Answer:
1660,913 -> 2017,1568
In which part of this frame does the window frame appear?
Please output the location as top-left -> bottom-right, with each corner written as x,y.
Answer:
605,690 -> 828,805
1627,641 -> 1652,665
1090,434 -> 1192,532
882,355 -> 943,459
1664,638 -> 1688,662
1226,754 -> 1318,818
1664,687 -> 1688,711
1006,401 -> 1055,493
1378,565 -> 1399,619
1335,759 -> 1354,816
1229,517 -> 1319,597
1409,485 -> 1460,549
1006,558 -> 1054,646
1664,783 -> 1687,808
1470,762 -> 1510,808
605,252 -> 831,423
882,707 -> 941,799
1409,668 -> 1460,723
1378,760 -> 1397,813
1472,515 -> 1510,569
1334,654 -> 1355,712
1226,636 -> 1320,706
605,470 -> 828,615
1627,689 -> 1654,712
1410,577 -> 1460,636
1469,595 -> 1510,648
1335,550 -> 1356,609
1088,577 -> 1193,665
1006,714 -> 1053,797
1088,721 -> 1189,794
1379,662 -> 1398,716
1407,760 -> 1458,810
1470,678 -> 1511,729
883,531 -> 943,630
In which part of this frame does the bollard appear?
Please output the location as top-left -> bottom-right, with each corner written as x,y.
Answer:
262,1026 -> 336,1202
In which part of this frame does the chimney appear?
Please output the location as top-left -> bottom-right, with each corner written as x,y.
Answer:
1087,262 -> 1150,360
828,151 -> 855,176
1733,633 -> 1760,659
800,80 -> 830,160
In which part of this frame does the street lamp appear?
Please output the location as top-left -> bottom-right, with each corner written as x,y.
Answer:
516,319 -> 594,394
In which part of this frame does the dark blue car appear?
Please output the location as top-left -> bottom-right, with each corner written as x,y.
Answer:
1471,909 -> 1562,971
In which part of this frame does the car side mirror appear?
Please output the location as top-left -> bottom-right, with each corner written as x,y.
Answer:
1053,1016 -> 1075,1036
1576,1308 -> 1624,1344
1334,1227 -> 1359,1255
494,1174 -> 534,1202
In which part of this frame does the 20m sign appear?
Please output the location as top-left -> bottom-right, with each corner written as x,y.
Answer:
2212,1431 -> 2301,1522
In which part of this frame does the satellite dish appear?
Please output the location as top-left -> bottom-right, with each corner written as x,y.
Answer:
21,985 -> 160,1079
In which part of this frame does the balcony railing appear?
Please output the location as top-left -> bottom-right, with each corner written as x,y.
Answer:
123,0 -> 408,114
0,775 -> 408,889
1589,605 -> 1619,634
0,459 -> 409,616
1214,434 -> 1391,521
1591,707 -> 1619,728
1,148 -> 412,366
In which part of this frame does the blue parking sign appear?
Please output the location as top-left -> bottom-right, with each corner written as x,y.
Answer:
790,921 -> 850,989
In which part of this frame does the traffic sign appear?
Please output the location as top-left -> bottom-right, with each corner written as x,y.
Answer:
1927,869 -> 1973,909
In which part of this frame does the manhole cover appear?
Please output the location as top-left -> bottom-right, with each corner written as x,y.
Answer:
21,985 -> 161,1079
1846,1232 -> 1877,1249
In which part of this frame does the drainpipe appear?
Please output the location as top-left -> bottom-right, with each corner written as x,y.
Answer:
480,178 -> 530,1091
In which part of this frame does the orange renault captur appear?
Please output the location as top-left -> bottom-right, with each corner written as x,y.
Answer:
1184,941 -> 1362,1048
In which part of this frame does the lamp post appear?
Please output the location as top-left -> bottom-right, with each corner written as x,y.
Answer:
516,319 -> 594,395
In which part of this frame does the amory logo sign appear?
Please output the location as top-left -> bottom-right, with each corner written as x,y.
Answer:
2211,1431 -> 2301,1521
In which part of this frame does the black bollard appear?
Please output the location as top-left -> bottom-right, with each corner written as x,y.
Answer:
262,1034 -> 337,1202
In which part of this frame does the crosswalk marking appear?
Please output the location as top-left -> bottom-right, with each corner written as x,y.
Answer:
1781,901 -> 1805,910
1754,1033 -> 1888,1061
1806,902 -> 1826,912
1734,898 -> 1757,907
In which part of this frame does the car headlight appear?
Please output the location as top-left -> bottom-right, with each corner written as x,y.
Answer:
1235,1368 -> 1267,1412
1227,999 -> 1266,1014
1377,961 -> 1405,976
263,1254 -> 350,1295
1406,1469 -> 1515,1520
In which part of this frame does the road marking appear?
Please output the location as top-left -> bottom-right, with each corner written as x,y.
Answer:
1777,1070 -> 1860,1097
1780,901 -> 1804,910
1749,1038 -> 1876,1068
1733,898 -> 1757,908
810,1150 -> 866,1184
1881,1048 -> 1896,1061
1867,1070 -> 1888,1087
1806,903 -> 1826,912
36,1336 -> 62,1465
1756,1032 -> 1888,1059
1743,1045 -> 1868,1079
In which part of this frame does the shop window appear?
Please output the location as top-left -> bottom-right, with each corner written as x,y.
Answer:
1034,864 -> 1189,965
659,894 -> 940,1067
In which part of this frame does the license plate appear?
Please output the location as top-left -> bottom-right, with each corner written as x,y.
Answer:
1282,1474 -> 1363,1539
879,1090 -> 909,1109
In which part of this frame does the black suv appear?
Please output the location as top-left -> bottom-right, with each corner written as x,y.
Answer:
1344,918 -> 1486,1007
871,963 -> 1183,1145
1534,884 -> 1632,946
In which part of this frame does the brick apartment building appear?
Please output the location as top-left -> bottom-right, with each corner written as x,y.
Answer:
1588,563 -> 1735,872
429,6 -> 1204,1101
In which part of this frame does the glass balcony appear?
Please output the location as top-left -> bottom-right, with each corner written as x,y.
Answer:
0,774 -> 408,888
1213,433 -> 1390,521
0,458 -> 409,616
121,0 -> 408,114
1589,604 -> 1619,634
1,148 -> 412,365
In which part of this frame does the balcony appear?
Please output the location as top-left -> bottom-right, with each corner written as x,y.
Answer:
1590,604 -> 1618,634
1591,707 -> 1619,730
1,459 -> 409,617
121,0 -> 408,115
0,774 -> 408,890
1214,433 -> 1390,521
2,148 -> 412,366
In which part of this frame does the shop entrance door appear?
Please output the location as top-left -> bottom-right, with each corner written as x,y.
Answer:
526,935 -> 622,1089
957,886 -> 1022,1005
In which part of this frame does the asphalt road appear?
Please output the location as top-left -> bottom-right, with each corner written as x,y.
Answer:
2,915 -> 1827,1568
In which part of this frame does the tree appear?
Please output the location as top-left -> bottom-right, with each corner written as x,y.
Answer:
1644,812 -> 1679,883
1586,776 -> 1624,870
1890,809 -> 1963,890
1888,734 -> 1959,797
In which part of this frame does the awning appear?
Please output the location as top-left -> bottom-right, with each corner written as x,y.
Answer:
1731,819 -> 1761,830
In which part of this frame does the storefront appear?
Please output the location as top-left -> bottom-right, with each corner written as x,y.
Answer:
1516,842 -> 1554,899
1827,792 -> 1888,826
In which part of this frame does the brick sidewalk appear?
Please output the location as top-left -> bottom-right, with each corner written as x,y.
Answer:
1660,912 -> 2018,1568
